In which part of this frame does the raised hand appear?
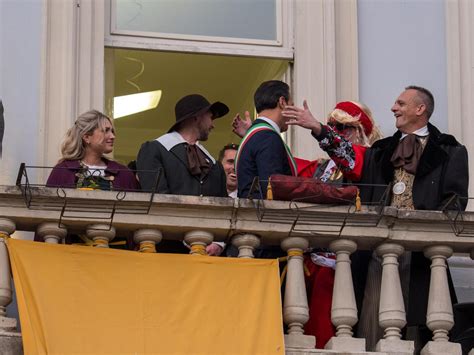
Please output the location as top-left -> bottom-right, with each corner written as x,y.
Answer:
232,111 -> 252,138
283,100 -> 322,135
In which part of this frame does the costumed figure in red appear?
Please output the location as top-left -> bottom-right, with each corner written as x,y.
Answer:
233,100 -> 382,348
288,101 -> 381,348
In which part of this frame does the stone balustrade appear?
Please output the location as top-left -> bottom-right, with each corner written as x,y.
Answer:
0,185 -> 473,355
326,239 -> 364,351
134,228 -> 162,253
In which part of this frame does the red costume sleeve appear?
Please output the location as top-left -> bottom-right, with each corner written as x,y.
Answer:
295,158 -> 319,178
342,144 -> 366,181
294,145 -> 366,181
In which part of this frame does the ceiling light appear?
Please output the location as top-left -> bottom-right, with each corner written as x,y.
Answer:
113,90 -> 162,119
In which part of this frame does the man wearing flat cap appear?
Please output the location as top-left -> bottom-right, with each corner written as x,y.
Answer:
137,94 -> 229,254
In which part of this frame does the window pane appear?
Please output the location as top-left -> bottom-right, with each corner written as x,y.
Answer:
104,48 -> 288,164
115,0 -> 278,41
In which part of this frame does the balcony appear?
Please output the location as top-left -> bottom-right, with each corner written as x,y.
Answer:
0,184 -> 473,354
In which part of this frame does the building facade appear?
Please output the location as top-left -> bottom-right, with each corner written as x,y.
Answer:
0,1 -> 473,354
2,0 -> 474,191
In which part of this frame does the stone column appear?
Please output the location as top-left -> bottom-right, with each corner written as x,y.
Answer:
184,230 -> 213,255
231,234 -> 260,258
0,219 -> 17,329
134,229 -> 162,253
86,224 -> 116,248
281,237 -> 315,348
325,239 -> 365,351
375,243 -> 414,354
36,222 -> 67,244
421,245 -> 462,355
0,219 -> 22,355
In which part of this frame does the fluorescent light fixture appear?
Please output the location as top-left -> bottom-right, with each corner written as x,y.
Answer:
113,90 -> 162,119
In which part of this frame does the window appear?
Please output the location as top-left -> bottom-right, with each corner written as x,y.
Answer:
105,48 -> 289,164
106,0 -> 293,59
113,0 -> 280,44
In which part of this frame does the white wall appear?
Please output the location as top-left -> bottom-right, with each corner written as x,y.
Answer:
0,0 -> 43,325
0,0 -> 43,185
358,0 -> 448,137
358,0 -> 474,302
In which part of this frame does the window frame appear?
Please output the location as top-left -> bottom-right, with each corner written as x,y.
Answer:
40,0 -> 360,170
105,0 -> 294,60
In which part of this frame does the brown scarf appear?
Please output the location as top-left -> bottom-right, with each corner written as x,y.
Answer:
390,134 -> 423,174
186,144 -> 210,176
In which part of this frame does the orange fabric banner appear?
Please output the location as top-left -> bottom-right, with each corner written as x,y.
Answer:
8,239 -> 284,354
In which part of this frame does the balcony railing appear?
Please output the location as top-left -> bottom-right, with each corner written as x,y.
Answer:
0,184 -> 473,354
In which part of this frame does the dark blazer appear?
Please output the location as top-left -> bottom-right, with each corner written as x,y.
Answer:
353,122 -> 469,327
136,139 -> 227,197
46,159 -> 138,191
359,123 -> 468,210
237,119 -> 292,199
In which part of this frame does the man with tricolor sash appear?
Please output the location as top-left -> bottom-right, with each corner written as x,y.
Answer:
235,80 -> 299,199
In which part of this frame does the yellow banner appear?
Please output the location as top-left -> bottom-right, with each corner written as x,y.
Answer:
8,239 -> 284,354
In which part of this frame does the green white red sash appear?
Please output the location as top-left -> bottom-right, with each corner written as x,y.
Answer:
235,122 -> 298,177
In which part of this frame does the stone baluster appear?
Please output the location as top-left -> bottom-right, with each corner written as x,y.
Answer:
184,230 -> 213,255
86,224 -> 116,248
134,229 -> 162,253
281,237 -> 315,348
375,243 -> 414,354
0,219 -> 22,351
325,239 -> 365,351
36,222 -> 67,244
421,246 -> 462,355
469,248 -> 474,355
0,218 -> 18,331
231,234 -> 260,258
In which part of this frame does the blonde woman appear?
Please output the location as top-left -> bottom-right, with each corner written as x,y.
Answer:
46,110 -> 138,191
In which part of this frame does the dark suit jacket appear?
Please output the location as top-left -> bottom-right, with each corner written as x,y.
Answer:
353,122 -> 469,327
137,139 -> 227,197
236,119 -> 292,199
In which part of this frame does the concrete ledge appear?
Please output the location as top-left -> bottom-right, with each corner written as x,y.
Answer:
324,336 -> 366,352
0,332 -> 22,355
420,341 -> 462,355
285,333 -> 316,348
2,185 -> 474,252
376,338 -> 414,354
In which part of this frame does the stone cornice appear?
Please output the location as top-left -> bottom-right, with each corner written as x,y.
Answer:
0,185 -> 473,253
